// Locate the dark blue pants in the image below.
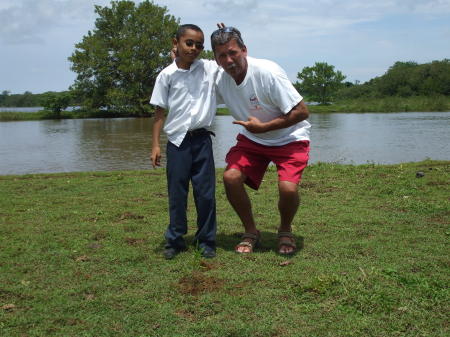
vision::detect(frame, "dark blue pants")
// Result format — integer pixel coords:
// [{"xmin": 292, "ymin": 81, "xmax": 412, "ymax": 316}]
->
[{"xmin": 165, "ymin": 131, "xmax": 216, "ymax": 250}]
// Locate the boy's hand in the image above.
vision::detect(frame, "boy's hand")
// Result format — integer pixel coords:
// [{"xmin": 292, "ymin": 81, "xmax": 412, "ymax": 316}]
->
[{"xmin": 151, "ymin": 146, "xmax": 161, "ymax": 168}]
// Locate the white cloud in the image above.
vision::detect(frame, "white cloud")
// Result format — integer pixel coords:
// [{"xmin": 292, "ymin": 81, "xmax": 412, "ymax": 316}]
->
[
  {"xmin": 0, "ymin": 0, "xmax": 108, "ymax": 44},
  {"xmin": 203, "ymin": 0, "xmax": 259, "ymax": 14}
]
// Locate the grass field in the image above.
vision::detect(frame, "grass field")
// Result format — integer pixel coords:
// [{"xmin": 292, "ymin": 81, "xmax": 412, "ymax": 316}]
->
[
  {"xmin": 1, "ymin": 161, "xmax": 449, "ymax": 336},
  {"xmin": 308, "ymin": 96, "xmax": 450, "ymax": 113}
]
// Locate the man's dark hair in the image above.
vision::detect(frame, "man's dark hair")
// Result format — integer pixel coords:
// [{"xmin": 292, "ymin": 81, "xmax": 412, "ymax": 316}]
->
[
  {"xmin": 211, "ymin": 27, "xmax": 245, "ymax": 52},
  {"xmin": 176, "ymin": 24, "xmax": 203, "ymax": 40}
]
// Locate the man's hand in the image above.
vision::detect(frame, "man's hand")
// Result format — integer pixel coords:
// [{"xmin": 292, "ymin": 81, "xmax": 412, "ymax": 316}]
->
[
  {"xmin": 151, "ymin": 146, "xmax": 161, "ymax": 168},
  {"xmin": 234, "ymin": 101, "xmax": 309, "ymax": 134},
  {"xmin": 170, "ymin": 47, "xmax": 177, "ymax": 60},
  {"xmin": 233, "ymin": 116, "xmax": 268, "ymax": 133}
]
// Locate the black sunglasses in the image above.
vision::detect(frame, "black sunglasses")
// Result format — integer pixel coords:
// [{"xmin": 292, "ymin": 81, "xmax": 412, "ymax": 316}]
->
[
  {"xmin": 185, "ymin": 40, "xmax": 204, "ymax": 50},
  {"xmin": 211, "ymin": 26, "xmax": 240, "ymax": 37}
]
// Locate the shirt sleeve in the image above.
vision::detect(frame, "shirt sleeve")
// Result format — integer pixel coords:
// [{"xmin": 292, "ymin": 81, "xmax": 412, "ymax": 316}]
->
[
  {"xmin": 267, "ymin": 67, "xmax": 302, "ymax": 114},
  {"xmin": 150, "ymin": 72, "xmax": 169, "ymax": 109},
  {"xmin": 216, "ymin": 88, "xmax": 224, "ymax": 105}
]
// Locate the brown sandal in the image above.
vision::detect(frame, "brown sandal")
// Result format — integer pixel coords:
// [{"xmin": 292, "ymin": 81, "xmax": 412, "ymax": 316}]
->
[
  {"xmin": 235, "ymin": 231, "xmax": 260, "ymax": 253},
  {"xmin": 277, "ymin": 231, "xmax": 297, "ymax": 255}
]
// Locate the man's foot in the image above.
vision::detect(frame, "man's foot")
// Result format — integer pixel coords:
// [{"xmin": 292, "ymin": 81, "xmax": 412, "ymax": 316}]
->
[
  {"xmin": 163, "ymin": 246, "xmax": 186, "ymax": 260},
  {"xmin": 200, "ymin": 246, "xmax": 216, "ymax": 259},
  {"xmin": 235, "ymin": 231, "xmax": 260, "ymax": 253},
  {"xmin": 277, "ymin": 231, "xmax": 297, "ymax": 255}
]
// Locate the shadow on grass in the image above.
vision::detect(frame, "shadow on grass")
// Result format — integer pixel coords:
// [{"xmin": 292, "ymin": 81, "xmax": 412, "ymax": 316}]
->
[{"xmin": 152, "ymin": 231, "xmax": 304, "ymax": 256}]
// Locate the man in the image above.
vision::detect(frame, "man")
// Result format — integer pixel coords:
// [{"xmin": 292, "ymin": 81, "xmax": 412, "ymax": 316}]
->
[{"xmin": 211, "ymin": 26, "xmax": 311, "ymax": 255}]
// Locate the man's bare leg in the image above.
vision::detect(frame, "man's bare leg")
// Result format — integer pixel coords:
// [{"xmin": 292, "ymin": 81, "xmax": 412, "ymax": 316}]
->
[
  {"xmin": 278, "ymin": 181, "xmax": 299, "ymax": 254},
  {"xmin": 223, "ymin": 168, "xmax": 258, "ymax": 253}
]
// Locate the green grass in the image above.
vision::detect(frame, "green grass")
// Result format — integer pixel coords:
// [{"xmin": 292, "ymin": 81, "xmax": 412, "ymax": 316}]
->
[
  {"xmin": 0, "ymin": 110, "xmax": 150, "ymax": 121},
  {"xmin": 0, "ymin": 110, "xmax": 51, "ymax": 121},
  {"xmin": 1, "ymin": 109, "xmax": 229, "ymax": 121},
  {"xmin": 309, "ymin": 96, "xmax": 450, "ymax": 113},
  {"xmin": 0, "ymin": 161, "xmax": 449, "ymax": 336}
]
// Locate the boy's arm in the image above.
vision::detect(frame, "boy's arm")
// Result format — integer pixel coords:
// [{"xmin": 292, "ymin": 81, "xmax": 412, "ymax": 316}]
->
[{"xmin": 151, "ymin": 106, "xmax": 166, "ymax": 168}]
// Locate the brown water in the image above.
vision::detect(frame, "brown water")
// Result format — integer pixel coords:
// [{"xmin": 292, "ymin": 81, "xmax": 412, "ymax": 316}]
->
[{"xmin": 1, "ymin": 112, "xmax": 449, "ymax": 175}]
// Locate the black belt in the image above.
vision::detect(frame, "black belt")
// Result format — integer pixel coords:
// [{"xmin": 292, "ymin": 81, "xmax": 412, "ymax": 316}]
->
[{"xmin": 186, "ymin": 128, "xmax": 215, "ymax": 137}]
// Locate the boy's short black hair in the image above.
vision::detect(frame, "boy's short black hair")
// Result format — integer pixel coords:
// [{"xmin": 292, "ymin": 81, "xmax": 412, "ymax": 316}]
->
[{"xmin": 176, "ymin": 24, "xmax": 203, "ymax": 40}]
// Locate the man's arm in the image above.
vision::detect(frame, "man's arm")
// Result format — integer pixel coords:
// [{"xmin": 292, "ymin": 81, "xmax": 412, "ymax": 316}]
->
[
  {"xmin": 233, "ymin": 100, "xmax": 309, "ymax": 133},
  {"xmin": 150, "ymin": 106, "xmax": 165, "ymax": 167}
]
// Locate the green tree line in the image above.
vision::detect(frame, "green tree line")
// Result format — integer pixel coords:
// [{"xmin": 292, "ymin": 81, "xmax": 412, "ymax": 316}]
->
[
  {"xmin": 4, "ymin": 58, "xmax": 448, "ymax": 109},
  {"xmin": 0, "ymin": 90, "xmax": 78, "ymax": 108},
  {"xmin": 337, "ymin": 60, "xmax": 450, "ymax": 100}
]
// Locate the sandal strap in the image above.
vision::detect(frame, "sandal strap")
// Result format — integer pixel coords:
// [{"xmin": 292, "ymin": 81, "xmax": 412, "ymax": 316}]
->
[
  {"xmin": 278, "ymin": 239, "xmax": 297, "ymax": 249},
  {"xmin": 278, "ymin": 231, "xmax": 297, "ymax": 250},
  {"xmin": 277, "ymin": 231, "xmax": 294, "ymax": 238},
  {"xmin": 236, "ymin": 241, "xmax": 254, "ymax": 248},
  {"xmin": 242, "ymin": 232, "xmax": 259, "ymax": 240},
  {"xmin": 235, "ymin": 231, "xmax": 260, "ymax": 253}
]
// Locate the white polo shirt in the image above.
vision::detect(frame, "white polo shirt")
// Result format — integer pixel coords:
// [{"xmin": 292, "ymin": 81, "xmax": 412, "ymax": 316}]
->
[
  {"xmin": 216, "ymin": 56, "xmax": 310, "ymax": 146},
  {"xmin": 150, "ymin": 59, "xmax": 219, "ymax": 147}
]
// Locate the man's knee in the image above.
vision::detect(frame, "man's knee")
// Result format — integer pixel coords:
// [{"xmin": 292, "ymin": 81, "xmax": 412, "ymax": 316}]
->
[
  {"xmin": 278, "ymin": 181, "xmax": 298, "ymax": 196},
  {"xmin": 223, "ymin": 168, "xmax": 245, "ymax": 186}
]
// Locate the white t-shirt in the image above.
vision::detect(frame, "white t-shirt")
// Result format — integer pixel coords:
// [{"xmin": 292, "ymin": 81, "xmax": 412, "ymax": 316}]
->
[
  {"xmin": 216, "ymin": 56, "xmax": 310, "ymax": 146},
  {"xmin": 150, "ymin": 59, "xmax": 219, "ymax": 147}
]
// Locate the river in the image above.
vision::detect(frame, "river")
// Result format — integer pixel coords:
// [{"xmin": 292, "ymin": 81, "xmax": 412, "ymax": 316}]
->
[{"xmin": 0, "ymin": 112, "xmax": 449, "ymax": 175}]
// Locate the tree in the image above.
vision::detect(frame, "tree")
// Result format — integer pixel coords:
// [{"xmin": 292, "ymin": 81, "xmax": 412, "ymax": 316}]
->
[
  {"xmin": 200, "ymin": 50, "xmax": 215, "ymax": 60},
  {"xmin": 41, "ymin": 92, "xmax": 72, "ymax": 116},
  {"xmin": 0, "ymin": 90, "xmax": 10, "ymax": 106},
  {"xmin": 296, "ymin": 62, "xmax": 346, "ymax": 104},
  {"xmin": 376, "ymin": 61, "xmax": 418, "ymax": 97},
  {"xmin": 68, "ymin": 0, "xmax": 179, "ymax": 115}
]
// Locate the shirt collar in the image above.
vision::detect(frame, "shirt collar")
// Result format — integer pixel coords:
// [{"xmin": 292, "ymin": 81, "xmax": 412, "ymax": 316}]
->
[{"xmin": 173, "ymin": 59, "xmax": 200, "ymax": 72}]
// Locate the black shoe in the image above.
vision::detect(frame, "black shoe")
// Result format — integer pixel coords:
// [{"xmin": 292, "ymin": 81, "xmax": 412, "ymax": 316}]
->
[
  {"xmin": 200, "ymin": 246, "xmax": 216, "ymax": 259},
  {"xmin": 163, "ymin": 247, "xmax": 185, "ymax": 260}
]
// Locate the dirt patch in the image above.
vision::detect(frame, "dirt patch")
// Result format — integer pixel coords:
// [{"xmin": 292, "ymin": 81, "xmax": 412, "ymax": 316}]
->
[
  {"xmin": 177, "ymin": 272, "xmax": 224, "ymax": 295},
  {"xmin": 426, "ymin": 181, "xmax": 449, "ymax": 186},
  {"xmin": 427, "ymin": 215, "xmax": 450, "ymax": 225},
  {"xmin": 300, "ymin": 181, "xmax": 317, "ymax": 189},
  {"xmin": 124, "ymin": 237, "xmax": 146, "ymax": 246},
  {"xmin": 74, "ymin": 255, "xmax": 90, "ymax": 262},
  {"xmin": 175, "ymin": 308, "xmax": 197, "ymax": 321},
  {"xmin": 119, "ymin": 212, "xmax": 144, "ymax": 220},
  {"xmin": 91, "ymin": 231, "xmax": 108, "ymax": 241},
  {"xmin": 199, "ymin": 260, "xmax": 215, "ymax": 271}
]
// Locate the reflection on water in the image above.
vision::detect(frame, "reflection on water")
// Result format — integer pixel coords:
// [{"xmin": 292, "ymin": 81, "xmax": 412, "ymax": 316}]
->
[{"xmin": 0, "ymin": 112, "xmax": 449, "ymax": 175}]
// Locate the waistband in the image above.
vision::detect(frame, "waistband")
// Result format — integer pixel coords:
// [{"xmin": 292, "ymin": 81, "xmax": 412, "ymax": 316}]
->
[{"xmin": 186, "ymin": 128, "xmax": 215, "ymax": 137}]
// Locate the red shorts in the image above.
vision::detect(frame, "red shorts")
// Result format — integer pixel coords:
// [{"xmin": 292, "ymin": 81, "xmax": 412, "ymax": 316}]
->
[{"xmin": 226, "ymin": 134, "xmax": 310, "ymax": 190}]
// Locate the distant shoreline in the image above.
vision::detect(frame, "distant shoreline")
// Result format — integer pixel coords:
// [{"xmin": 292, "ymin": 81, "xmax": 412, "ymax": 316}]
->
[{"xmin": 1, "ymin": 96, "xmax": 449, "ymax": 121}]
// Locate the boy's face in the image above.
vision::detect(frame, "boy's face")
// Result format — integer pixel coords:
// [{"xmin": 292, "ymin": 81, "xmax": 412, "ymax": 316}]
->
[{"xmin": 174, "ymin": 29, "xmax": 204, "ymax": 66}]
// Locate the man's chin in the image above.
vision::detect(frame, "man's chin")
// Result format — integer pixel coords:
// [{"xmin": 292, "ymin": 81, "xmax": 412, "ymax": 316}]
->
[{"xmin": 226, "ymin": 68, "xmax": 239, "ymax": 77}]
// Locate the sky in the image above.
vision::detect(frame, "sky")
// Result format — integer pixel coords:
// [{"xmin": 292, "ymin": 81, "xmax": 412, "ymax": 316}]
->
[{"xmin": 1, "ymin": 0, "xmax": 449, "ymax": 94}]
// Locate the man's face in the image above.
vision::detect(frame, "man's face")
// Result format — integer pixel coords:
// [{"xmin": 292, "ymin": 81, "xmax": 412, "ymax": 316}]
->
[{"xmin": 214, "ymin": 39, "xmax": 248, "ymax": 83}]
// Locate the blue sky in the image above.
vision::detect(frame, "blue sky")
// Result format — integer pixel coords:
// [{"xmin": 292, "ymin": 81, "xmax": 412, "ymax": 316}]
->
[{"xmin": 1, "ymin": 0, "xmax": 449, "ymax": 94}]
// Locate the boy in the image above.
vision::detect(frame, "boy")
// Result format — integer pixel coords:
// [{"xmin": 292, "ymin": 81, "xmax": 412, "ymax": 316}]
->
[{"xmin": 150, "ymin": 24, "xmax": 219, "ymax": 259}]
